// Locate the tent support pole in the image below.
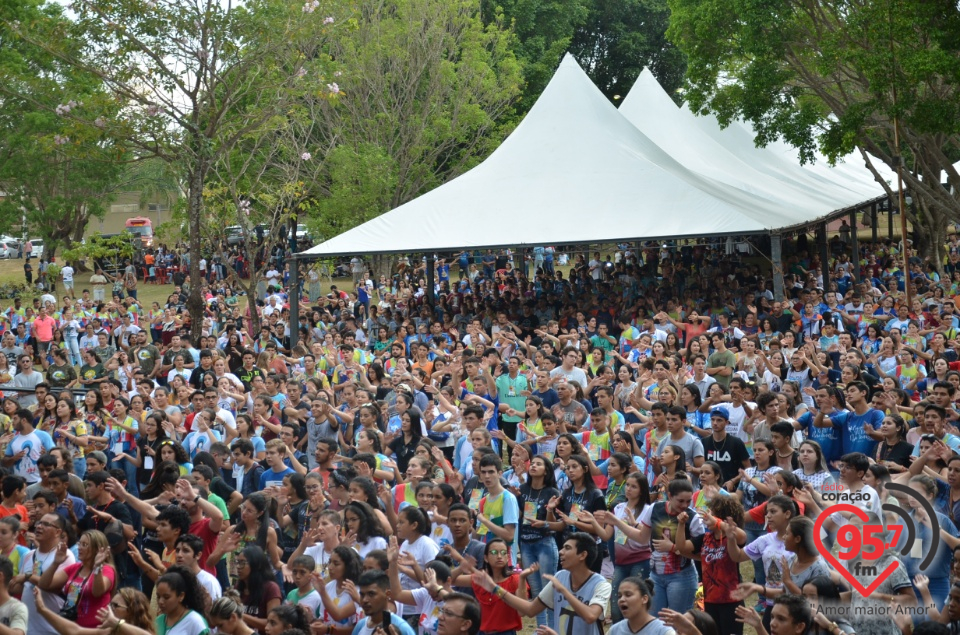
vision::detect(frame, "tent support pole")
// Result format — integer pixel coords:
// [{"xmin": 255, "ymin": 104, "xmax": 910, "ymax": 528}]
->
[
  {"xmin": 771, "ymin": 233, "xmax": 784, "ymax": 302},
  {"xmin": 818, "ymin": 224, "xmax": 830, "ymax": 289},
  {"xmin": 850, "ymin": 210, "xmax": 860, "ymax": 282},
  {"xmin": 888, "ymin": 197, "xmax": 894, "ymax": 238},
  {"xmin": 871, "ymin": 202, "xmax": 878, "ymax": 243},
  {"xmin": 290, "ymin": 257, "xmax": 300, "ymax": 350},
  {"xmin": 426, "ymin": 254, "xmax": 436, "ymax": 307}
]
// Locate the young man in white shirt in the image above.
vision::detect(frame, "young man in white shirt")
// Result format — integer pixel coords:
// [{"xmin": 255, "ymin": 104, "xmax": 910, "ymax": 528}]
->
[{"xmin": 175, "ymin": 534, "xmax": 221, "ymax": 602}]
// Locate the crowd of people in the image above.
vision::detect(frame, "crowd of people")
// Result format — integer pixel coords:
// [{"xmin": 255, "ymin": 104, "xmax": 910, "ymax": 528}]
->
[{"xmin": 1, "ymin": 231, "xmax": 960, "ymax": 635}]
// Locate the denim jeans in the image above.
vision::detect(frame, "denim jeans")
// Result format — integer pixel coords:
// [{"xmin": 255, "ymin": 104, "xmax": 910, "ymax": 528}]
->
[
  {"xmin": 519, "ymin": 536, "xmax": 558, "ymax": 630},
  {"xmin": 744, "ymin": 523, "xmax": 767, "ymax": 590},
  {"xmin": 650, "ymin": 565, "xmax": 698, "ymax": 614},
  {"xmin": 611, "ymin": 560, "xmax": 650, "ymax": 623},
  {"xmin": 65, "ymin": 336, "xmax": 81, "ymax": 367},
  {"xmin": 73, "ymin": 457, "xmax": 86, "ymax": 479}
]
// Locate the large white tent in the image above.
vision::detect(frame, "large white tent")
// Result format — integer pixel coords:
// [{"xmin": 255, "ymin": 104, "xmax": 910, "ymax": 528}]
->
[
  {"xmin": 297, "ymin": 55, "xmax": 886, "ymax": 260},
  {"xmin": 618, "ymin": 68, "xmax": 895, "ymax": 212}
]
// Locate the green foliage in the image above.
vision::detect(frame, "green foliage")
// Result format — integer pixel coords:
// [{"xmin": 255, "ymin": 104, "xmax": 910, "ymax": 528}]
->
[
  {"xmin": 571, "ymin": 0, "xmax": 686, "ymax": 102},
  {"xmin": 480, "ymin": 0, "xmax": 590, "ymax": 110},
  {"xmin": 0, "ymin": 0, "xmax": 124, "ymax": 252},
  {"xmin": 62, "ymin": 232, "xmax": 136, "ymax": 265},
  {"xmin": 304, "ymin": 0, "xmax": 523, "ymax": 242},
  {"xmin": 667, "ymin": 0, "xmax": 960, "ymax": 260}
]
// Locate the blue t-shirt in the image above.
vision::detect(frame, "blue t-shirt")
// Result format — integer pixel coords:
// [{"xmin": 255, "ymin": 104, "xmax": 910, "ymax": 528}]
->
[
  {"xmin": 832, "ymin": 408, "xmax": 884, "ymax": 456},
  {"xmin": 352, "ymin": 614, "xmax": 416, "ymax": 635},
  {"xmin": 797, "ymin": 409, "xmax": 844, "ymax": 462},
  {"xmin": 260, "ymin": 466, "xmax": 295, "ymax": 490}
]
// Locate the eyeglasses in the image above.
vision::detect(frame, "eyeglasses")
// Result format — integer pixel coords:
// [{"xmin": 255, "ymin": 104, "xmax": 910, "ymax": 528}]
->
[
  {"xmin": 487, "ymin": 549, "xmax": 509, "ymax": 557},
  {"xmin": 234, "ymin": 559, "xmax": 248, "ymax": 567},
  {"xmin": 439, "ymin": 608, "xmax": 465, "ymax": 619},
  {"xmin": 110, "ymin": 601, "xmax": 128, "ymax": 611},
  {"xmin": 35, "ymin": 520, "xmax": 56, "ymax": 529}
]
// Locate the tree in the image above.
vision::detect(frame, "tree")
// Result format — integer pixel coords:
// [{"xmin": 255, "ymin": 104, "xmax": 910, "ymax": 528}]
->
[
  {"xmin": 5, "ymin": 0, "xmax": 339, "ymax": 341},
  {"xmin": 571, "ymin": 0, "xmax": 686, "ymax": 102},
  {"xmin": 668, "ymin": 0, "xmax": 960, "ymax": 264},
  {"xmin": 305, "ymin": 0, "xmax": 523, "ymax": 278},
  {"xmin": 0, "ymin": 0, "xmax": 124, "ymax": 259},
  {"xmin": 480, "ymin": 0, "xmax": 590, "ymax": 110}
]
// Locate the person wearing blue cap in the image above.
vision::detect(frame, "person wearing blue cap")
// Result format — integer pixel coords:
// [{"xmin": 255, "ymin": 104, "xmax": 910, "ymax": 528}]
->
[{"xmin": 702, "ymin": 408, "xmax": 751, "ymax": 491}]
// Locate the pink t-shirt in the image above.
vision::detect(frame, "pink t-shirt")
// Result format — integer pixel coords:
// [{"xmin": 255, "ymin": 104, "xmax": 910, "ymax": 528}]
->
[
  {"xmin": 61, "ymin": 562, "xmax": 116, "ymax": 627},
  {"xmin": 33, "ymin": 316, "xmax": 55, "ymax": 342}
]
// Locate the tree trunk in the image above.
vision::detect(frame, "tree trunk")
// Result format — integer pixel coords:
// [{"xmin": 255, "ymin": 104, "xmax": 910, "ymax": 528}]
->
[{"xmin": 187, "ymin": 158, "xmax": 207, "ymax": 345}]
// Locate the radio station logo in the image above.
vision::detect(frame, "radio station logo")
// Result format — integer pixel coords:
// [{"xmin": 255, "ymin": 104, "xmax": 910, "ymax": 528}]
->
[{"xmin": 812, "ymin": 483, "xmax": 938, "ymax": 597}]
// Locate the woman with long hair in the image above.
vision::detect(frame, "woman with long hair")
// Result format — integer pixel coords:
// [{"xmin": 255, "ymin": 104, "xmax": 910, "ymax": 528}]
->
[
  {"xmin": 38, "ymin": 529, "xmax": 116, "ymax": 628},
  {"xmin": 875, "ymin": 414, "xmax": 913, "ymax": 473},
  {"xmin": 211, "ymin": 493, "xmax": 282, "ymax": 587},
  {"xmin": 672, "ymin": 495, "xmax": 747, "ymax": 635},
  {"xmin": 153, "ymin": 566, "xmax": 209, "ymax": 635},
  {"xmin": 33, "ymin": 586, "xmax": 155, "ymax": 635},
  {"xmin": 342, "ymin": 501, "xmax": 387, "ymax": 558},
  {"xmin": 315, "ymin": 546, "xmax": 362, "ymax": 631},
  {"xmin": 793, "ymin": 440, "xmax": 833, "ymax": 490},
  {"xmin": 653, "ymin": 445, "xmax": 688, "ymax": 501},
  {"xmin": 585, "ymin": 471, "xmax": 652, "ymax": 624},
  {"xmin": 394, "ymin": 506, "xmax": 440, "ymax": 627},
  {"xmin": 132, "ymin": 413, "xmax": 168, "ymax": 490},
  {"xmin": 276, "ymin": 472, "xmax": 308, "ymax": 563},
  {"xmin": 546, "ymin": 454, "xmax": 608, "ymax": 572},
  {"xmin": 346, "ymin": 477, "xmax": 393, "ymax": 535},
  {"xmin": 728, "ymin": 495, "xmax": 798, "ymax": 630},
  {"xmin": 235, "ymin": 546, "xmax": 282, "ymax": 634},
  {"xmin": 604, "ymin": 479, "xmax": 700, "ymax": 614},
  {"xmin": 53, "ymin": 397, "xmax": 90, "ymax": 478},
  {"xmin": 34, "ymin": 393, "xmax": 58, "ymax": 434},
  {"xmin": 518, "ymin": 454, "xmax": 561, "ymax": 630}
]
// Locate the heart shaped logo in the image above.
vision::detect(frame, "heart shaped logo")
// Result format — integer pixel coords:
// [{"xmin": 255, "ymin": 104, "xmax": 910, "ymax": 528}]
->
[{"xmin": 813, "ymin": 503, "xmax": 899, "ymax": 597}]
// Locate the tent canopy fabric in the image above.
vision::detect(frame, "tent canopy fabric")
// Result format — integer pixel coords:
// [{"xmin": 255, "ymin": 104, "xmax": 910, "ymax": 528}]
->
[
  {"xmin": 618, "ymin": 68, "xmax": 891, "ymax": 213},
  {"xmin": 298, "ymin": 55, "xmax": 893, "ymax": 259}
]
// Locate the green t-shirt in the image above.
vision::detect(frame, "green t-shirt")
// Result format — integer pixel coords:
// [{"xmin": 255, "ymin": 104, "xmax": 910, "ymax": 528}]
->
[
  {"xmin": 707, "ymin": 350, "xmax": 737, "ymax": 389},
  {"xmin": 208, "ymin": 491, "xmax": 229, "ymax": 522}
]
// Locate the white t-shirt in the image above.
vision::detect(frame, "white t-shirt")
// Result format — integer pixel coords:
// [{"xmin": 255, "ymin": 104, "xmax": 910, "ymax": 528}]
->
[
  {"xmin": 355, "ymin": 537, "xmax": 387, "ymax": 560},
  {"xmin": 304, "ymin": 544, "xmax": 333, "ymax": 578},
  {"xmin": 744, "ymin": 532, "xmax": 796, "ymax": 607},
  {"xmin": 197, "ymin": 569, "xmax": 222, "ymax": 602},
  {"xmin": 21, "ymin": 548, "xmax": 77, "ymax": 635},
  {"xmin": 320, "ymin": 580, "xmax": 357, "ymax": 627},
  {"xmin": 549, "ymin": 366, "xmax": 589, "ymax": 388},
  {"xmin": 156, "ymin": 609, "xmax": 209, "ymax": 635},
  {"xmin": 716, "ymin": 402, "xmax": 756, "ymax": 444},
  {"xmin": 398, "ymin": 536, "xmax": 440, "ymax": 613},
  {"xmin": 408, "ymin": 587, "xmax": 441, "ymax": 635},
  {"xmin": 60, "ymin": 266, "xmax": 74, "ymax": 283},
  {"xmin": 289, "ymin": 588, "xmax": 322, "ymax": 617}
]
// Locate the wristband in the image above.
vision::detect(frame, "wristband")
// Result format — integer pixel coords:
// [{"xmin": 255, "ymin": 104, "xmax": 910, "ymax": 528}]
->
[{"xmin": 114, "ymin": 619, "xmax": 125, "ymax": 634}]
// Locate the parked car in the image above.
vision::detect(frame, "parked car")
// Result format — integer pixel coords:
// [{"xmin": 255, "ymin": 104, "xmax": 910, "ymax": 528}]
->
[
  {"xmin": 225, "ymin": 226, "xmax": 244, "ymax": 245},
  {"xmin": 28, "ymin": 239, "xmax": 43, "ymax": 258},
  {"xmin": 0, "ymin": 237, "xmax": 20, "ymax": 258}
]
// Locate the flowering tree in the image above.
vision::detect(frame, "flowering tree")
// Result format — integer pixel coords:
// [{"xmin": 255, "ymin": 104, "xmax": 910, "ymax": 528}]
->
[{"xmin": 4, "ymin": 0, "xmax": 339, "ymax": 339}]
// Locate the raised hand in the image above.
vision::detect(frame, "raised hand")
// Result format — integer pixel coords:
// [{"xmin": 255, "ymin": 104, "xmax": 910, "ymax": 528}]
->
[
  {"xmin": 471, "ymin": 569, "xmax": 496, "ymax": 593},
  {"xmin": 734, "ymin": 605, "xmax": 762, "ymax": 628}
]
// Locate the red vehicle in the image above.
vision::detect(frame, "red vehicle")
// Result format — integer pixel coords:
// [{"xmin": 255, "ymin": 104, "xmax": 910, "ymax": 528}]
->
[{"xmin": 124, "ymin": 216, "xmax": 154, "ymax": 247}]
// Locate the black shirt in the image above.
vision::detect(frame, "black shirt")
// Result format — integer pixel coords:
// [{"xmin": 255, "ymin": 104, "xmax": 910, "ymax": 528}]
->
[
  {"xmin": 877, "ymin": 440, "xmax": 914, "ymax": 469},
  {"xmin": 701, "ymin": 433, "xmax": 751, "ymax": 485}
]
